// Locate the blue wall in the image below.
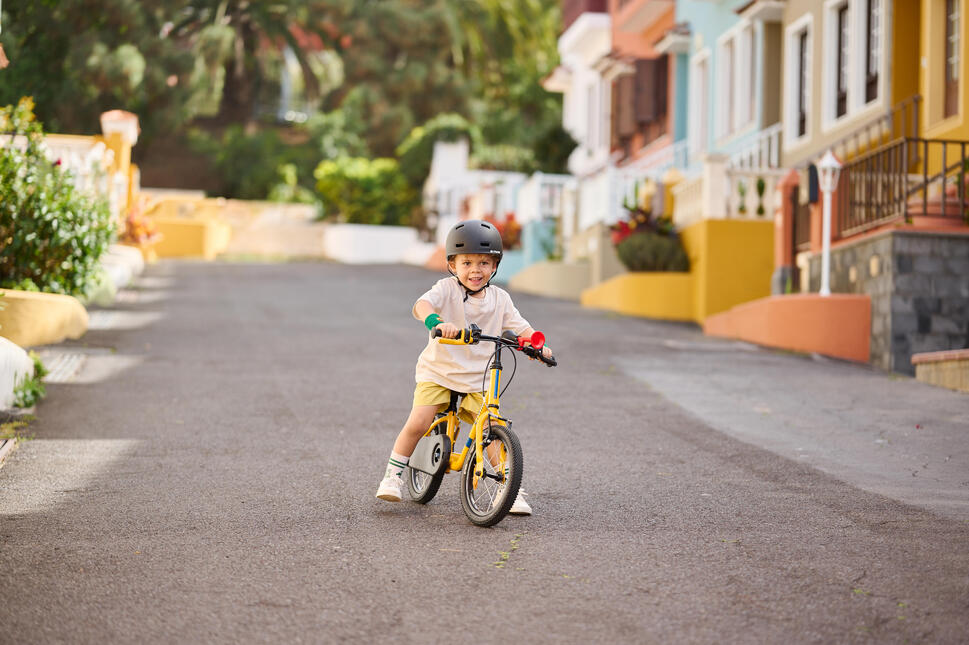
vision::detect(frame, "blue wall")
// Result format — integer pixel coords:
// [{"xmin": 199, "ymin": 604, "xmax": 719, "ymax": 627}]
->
[{"xmin": 674, "ymin": 0, "xmax": 770, "ymax": 165}]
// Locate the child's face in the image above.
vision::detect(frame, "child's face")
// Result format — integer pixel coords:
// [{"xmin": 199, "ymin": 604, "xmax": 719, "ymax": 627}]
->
[{"xmin": 450, "ymin": 253, "xmax": 497, "ymax": 292}]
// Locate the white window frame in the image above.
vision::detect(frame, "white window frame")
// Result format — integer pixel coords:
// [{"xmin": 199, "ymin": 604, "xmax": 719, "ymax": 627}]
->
[
  {"xmin": 784, "ymin": 14, "xmax": 813, "ymax": 146},
  {"xmin": 586, "ymin": 81, "xmax": 599, "ymax": 151},
  {"xmin": 821, "ymin": 0, "xmax": 887, "ymax": 132},
  {"xmin": 822, "ymin": 0, "xmax": 851, "ymax": 128},
  {"xmin": 716, "ymin": 20, "xmax": 758, "ymax": 143},
  {"xmin": 860, "ymin": 0, "xmax": 884, "ymax": 108},
  {"xmin": 742, "ymin": 23, "xmax": 758, "ymax": 128},
  {"xmin": 718, "ymin": 36, "xmax": 736, "ymax": 139},
  {"xmin": 689, "ymin": 49, "xmax": 711, "ymax": 157}
]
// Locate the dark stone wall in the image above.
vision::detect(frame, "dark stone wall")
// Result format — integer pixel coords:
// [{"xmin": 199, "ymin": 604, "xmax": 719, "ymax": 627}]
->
[{"xmin": 808, "ymin": 231, "xmax": 969, "ymax": 374}]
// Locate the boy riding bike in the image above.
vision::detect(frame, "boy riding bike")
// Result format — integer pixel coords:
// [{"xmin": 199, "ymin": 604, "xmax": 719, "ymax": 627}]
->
[{"xmin": 375, "ymin": 219, "xmax": 553, "ymax": 515}]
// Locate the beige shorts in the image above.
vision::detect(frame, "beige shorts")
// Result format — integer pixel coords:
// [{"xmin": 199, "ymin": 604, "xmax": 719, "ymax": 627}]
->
[{"xmin": 413, "ymin": 382, "xmax": 485, "ymax": 425}]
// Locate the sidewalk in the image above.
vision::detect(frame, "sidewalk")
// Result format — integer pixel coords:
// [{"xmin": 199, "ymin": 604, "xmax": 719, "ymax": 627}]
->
[{"xmin": 618, "ymin": 337, "xmax": 969, "ymax": 520}]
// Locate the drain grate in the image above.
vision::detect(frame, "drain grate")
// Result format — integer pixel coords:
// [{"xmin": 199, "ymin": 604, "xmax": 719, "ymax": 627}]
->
[{"xmin": 42, "ymin": 352, "xmax": 87, "ymax": 384}]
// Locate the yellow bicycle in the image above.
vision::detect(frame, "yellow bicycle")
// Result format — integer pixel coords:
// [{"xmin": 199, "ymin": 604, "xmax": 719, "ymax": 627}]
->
[{"xmin": 407, "ymin": 324, "xmax": 556, "ymax": 527}]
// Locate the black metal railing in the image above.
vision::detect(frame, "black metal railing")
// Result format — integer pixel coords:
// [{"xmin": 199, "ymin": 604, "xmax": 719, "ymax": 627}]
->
[
  {"xmin": 837, "ymin": 137, "xmax": 969, "ymax": 237},
  {"xmin": 827, "ymin": 95, "xmax": 921, "ymax": 164},
  {"xmin": 909, "ymin": 138, "xmax": 969, "ymax": 221}
]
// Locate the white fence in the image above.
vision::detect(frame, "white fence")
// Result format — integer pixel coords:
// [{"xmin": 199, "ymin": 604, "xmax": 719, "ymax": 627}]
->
[
  {"xmin": 1, "ymin": 133, "xmax": 125, "ymax": 219},
  {"xmin": 729, "ymin": 123, "xmax": 783, "ymax": 170}
]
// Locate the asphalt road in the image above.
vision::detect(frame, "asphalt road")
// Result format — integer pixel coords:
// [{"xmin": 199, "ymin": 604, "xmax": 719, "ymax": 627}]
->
[{"xmin": 1, "ymin": 261, "xmax": 968, "ymax": 644}]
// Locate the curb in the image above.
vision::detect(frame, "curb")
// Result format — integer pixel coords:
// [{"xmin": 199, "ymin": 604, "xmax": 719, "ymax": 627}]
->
[{"xmin": 0, "ymin": 436, "xmax": 18, "ymax": 470}]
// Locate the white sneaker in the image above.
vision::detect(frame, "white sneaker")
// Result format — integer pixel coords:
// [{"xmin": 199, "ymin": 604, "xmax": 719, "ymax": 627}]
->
[
  {"xmin": 376, "ymin": 474, "xmax": 404, "ymax": 502},
  {"xmin": 509, "ymin": 489, "xmax": 532, "ymax": 515}
]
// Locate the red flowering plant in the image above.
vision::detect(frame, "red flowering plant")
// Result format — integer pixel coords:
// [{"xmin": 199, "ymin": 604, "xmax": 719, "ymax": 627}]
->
[
  {"xmin": 120, "ymin": 194, "xmax": 160, "ymax": 245},
  {"xmin": 610, "ymin": 181, "xmax": 688, "ymax": 272},
  {"xmin": 484, "ymin": 212, "xmax": 522, "ymax": 250}
]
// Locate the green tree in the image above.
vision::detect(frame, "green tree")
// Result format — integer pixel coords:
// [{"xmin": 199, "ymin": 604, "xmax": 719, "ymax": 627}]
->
[{"xmin": 0, "ymin": 1, "xmax": 196, "ymax": 142}]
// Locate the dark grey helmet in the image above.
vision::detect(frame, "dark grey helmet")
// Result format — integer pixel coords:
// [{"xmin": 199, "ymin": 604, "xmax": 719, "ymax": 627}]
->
[{"xmin": 445, "ymin": 219, "xmax": 503, "ymax": 262}]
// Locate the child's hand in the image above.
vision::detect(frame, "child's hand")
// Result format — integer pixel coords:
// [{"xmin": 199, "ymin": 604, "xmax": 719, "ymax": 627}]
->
[
  {"xmin": 541, "ymin": 344, "xmax": 553, "ymax": 359},
  {"xmin": 436, "ymin": 322, "xmax": 460, "ymax": 339}
]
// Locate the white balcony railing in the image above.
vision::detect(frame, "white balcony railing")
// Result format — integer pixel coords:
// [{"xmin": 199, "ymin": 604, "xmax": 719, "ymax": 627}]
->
[
  {"xmin": 728, "ymin": 123, "xmax": 782, "ymax": 171},
  {"xmin": 517, "ymin": 172, "xmax": 575, "ymax": 225},
  {"xmin": 673, "ymin": 153, "xmax": 787, "ymax": 229},
  {"xmin": 725, "ymin": 168, "xmax": 786, "ymax": 220}
]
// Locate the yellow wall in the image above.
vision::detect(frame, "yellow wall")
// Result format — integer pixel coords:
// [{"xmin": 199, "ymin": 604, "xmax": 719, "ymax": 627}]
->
[
  {"xmin": 681, "ymin": 219, "xmax": 775, "ymax": 321},
  {"xmin": 581, "ymin": 219, "xmax": 775, "ymax": 323},
  {"xmin": 145, "ymin": 197, "xmax": 233, "ymax": 260},
  {"xmin": 151, "ymin": 218, "xmax": 232, "ymax": 260},
  {"xmin": 0, "ymin": 290, "xmax": 88, "ymax": 348},
  {"xmin": 892, "ymin": 0, "xmax": 922, "ymax": 108},
  {"xmin": 581, "ymin": 272, "xmax": 694, "ymax": 320}
]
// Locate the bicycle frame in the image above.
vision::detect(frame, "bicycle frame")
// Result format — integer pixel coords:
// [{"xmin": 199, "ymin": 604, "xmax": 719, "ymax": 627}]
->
[{"xmin": 427, "ymin": 337, "xmax": 510, "ymax": 481}]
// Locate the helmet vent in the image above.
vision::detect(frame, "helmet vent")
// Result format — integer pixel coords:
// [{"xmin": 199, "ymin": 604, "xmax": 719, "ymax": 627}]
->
[{"xmin": 455, "ymin": 242, "xmax": 465, "ymax": 247}]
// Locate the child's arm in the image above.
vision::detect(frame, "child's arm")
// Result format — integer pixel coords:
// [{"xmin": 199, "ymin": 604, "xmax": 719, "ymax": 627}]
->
[
  {"xmin": 518, "ymin": 326, "xmax": 554, "ymax": 359},
  {"xmin": 414, "ymin": 299, "xmax": 460, "ymax": 339}
]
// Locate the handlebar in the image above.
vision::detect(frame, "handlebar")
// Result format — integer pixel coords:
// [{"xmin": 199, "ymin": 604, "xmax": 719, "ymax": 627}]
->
[{"xmin": 432, "ymin": 325, "xmax": 557, "ymax": 367}]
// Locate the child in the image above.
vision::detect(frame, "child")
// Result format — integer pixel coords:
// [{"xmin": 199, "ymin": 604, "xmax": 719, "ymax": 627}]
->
[{"xmin": 375, "ymin": 219, "xmax": 553, "ymax": 515}]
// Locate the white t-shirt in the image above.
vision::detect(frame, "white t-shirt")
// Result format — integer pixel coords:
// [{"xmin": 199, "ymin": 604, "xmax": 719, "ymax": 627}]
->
[{"xmin": 412, "ymin": 277, "xmax": 532, "ymax": 393}]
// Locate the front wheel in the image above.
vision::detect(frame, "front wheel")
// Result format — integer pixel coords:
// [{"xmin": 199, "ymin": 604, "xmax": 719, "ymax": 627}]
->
[{"xmin": 459, "ymin": 424, "xmax": 522, "ymax": 527}]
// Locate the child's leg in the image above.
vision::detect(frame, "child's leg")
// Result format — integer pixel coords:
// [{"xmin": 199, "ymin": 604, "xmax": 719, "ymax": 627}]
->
[
  {"xmin": 392, "ymin": 404, "xmax": 439, "ymax": 457},
  {"xmin": 376, "ymin": 404, "xmax": 440, "ymax": 502}
]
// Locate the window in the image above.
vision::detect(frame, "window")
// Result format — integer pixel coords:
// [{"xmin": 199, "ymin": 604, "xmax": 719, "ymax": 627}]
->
[
  {"xmin": 690, "ymin": 53, "xmax": 710, "ymax": 155},
  {"xmin": 785, "ymin": 15, "xmax": 812, "ymax": 143},
  {"xmin": 865, "ymin": 0, "xmax": 881, "ymax": 103},
  {"xmin": 945, "ymin": 0, "xmax": 960, "ymax": 117},
  {"xmin": 797, "ymin": 30, "xmax": 809, "ymax": 137},
  {"xmin": 836, "ymin": 5, "xmax": 849, "ymax": 117},
  {"xmin": 746, "ymin": 26, "xmax": 757, "ymax": 126},
  {"xmin": 722, "ymin": 40, "xmax": 735, "ymax": 136}
]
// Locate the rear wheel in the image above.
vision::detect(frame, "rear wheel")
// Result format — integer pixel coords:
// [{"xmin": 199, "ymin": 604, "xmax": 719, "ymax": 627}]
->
[
  {"xmin": 408, "ymin": 418, "xmax": 449, "ymax": 504},
  {"xmin": 459, "ymin": 424, "xmax": 522, "ymax": 527}
]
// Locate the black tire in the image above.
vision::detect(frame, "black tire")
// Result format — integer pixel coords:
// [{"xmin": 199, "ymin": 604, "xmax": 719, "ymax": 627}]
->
[
  {"xmin": 459, "ymin": 424, "xmax": 522, "ymax": 527},
  {"xmin": 407, "ymin": 419, "xmax": 449, "ymax": 504}
]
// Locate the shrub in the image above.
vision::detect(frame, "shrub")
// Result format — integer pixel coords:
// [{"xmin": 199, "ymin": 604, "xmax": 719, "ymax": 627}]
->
[
  {"xmin": 188, "ymin": 125, "xmax": 318, "ymax": 200},
  {"xmin": 0, "ymin": 98, "xmax": 115, "ymax": 297},
  {"xmin": 532, "ymin": 122, "xmax": 578, "ymax": 174},
  {"xmin": 13, "ymin": 351, "xmax": 48, "ymax": 408},
  {"xmin": 314, "ymin": 157, "xmax": 418, "ymax": 226},
  {"xmin": 615, "ymin": 231, "xmax": 690, "ymax": 272},
  {"xmin": 470, "ymin": 144, "xmax": 536, "ymax": 174}
]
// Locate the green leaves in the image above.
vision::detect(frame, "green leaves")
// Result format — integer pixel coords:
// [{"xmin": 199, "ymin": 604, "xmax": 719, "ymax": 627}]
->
[
  {"xmin": 0, "ymin": 99, "xmax": 115, "ymax": 297},
  {"xmin": 314, "ymin": 157, "xmax": 417, "ymax": 227}
]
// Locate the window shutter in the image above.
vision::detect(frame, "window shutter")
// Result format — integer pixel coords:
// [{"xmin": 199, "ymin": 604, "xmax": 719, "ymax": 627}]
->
[
  {"xmin": 654, "ymin": 55, "xmax": 668, "ymax": 119},
  {"xmin": 635, "ymin": 60, "xmax": 656, "ymax": 123},
  {"xmin": 618, "ymin": 74, "xmax": 636, "ymax": 137},
  {"xmin": 610, "ymin": 80, "xmax": 619, "ymax": 149}
]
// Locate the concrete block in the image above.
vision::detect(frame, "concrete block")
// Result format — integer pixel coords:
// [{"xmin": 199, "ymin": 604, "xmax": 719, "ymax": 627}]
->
[
  {"xmin": 0, "ymin": 337, "xmax": 34, "ymax": 409},
  {"xmin": 894, "ymin": 273, "xmax": 932, "ymax": 293},
  {"xmin": 891, "ymin": 294, "xmax": 915, "ymax": 314},
  {"xmin": 944, "ymin": 256, "xmax": 969, "ymax": 274},
  {"xmin": 913, "ymin": 296, "xmax": 943, "ymax": 315},
  {"xmin": 894, "ymin": 236, "xmax": 933, "ymax": 254},
  {"xmin": 931, "ymin": 275, "xmax": 969, "ymax": 298},
  {"xmin": 913, "ymin": 255, "xmax": 945, "ymax": 273},
  {"xmin": 892, "ymin": 312, "xmax": 918, "ymax": 336},
  {"xmin": 931, "ymin": 316, "xmax": 965, "ymax": 335}
]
